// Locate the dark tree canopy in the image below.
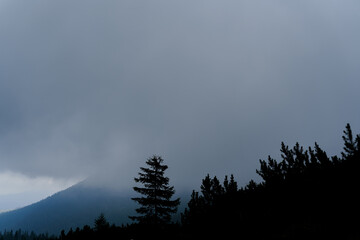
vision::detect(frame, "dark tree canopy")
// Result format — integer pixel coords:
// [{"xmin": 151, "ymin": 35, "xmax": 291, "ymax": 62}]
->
[
  {"xmin": 130, "ymin": 155, "xmax": 180, "ymax": 225},
  {"xmin": 181, "ymin": 124, "xmax": 360, "ymax": 239}
]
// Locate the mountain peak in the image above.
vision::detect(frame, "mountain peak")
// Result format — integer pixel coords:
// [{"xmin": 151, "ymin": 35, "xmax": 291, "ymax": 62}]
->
[{"xmin": 0, "ymin": 181, "xmax": 136, "ymax": 234}]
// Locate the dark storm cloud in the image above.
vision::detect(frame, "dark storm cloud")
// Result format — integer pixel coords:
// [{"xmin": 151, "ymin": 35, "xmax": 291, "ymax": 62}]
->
[{"xmin": 0, "ymin": 0, "xmax": 360, "ymax": 189}]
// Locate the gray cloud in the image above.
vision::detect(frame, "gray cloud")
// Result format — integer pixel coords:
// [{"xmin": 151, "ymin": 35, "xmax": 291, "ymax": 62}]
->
[{"xmin": 0, "ymin": 0, "xmax": 360, "ymax": 190}]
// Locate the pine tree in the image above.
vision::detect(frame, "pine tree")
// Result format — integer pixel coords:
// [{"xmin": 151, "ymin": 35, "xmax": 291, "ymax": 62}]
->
[
  {"xmin": 200, "ymin": 174, "xmax": 224, "ymax": 205},
  {"xmin": 130, "ymin": 155, "xmax": 180, "ymax": 225},
  {"xmin": 224, "ymin": 174, "xmax": 238, "ymax": 194},
  {"xmin": 342, "ymin": 123, "xmax": 360, "ymax": 159},
  {"xmin": 94, "ymin": 213, "xmax": 109, "ymax": 232}
]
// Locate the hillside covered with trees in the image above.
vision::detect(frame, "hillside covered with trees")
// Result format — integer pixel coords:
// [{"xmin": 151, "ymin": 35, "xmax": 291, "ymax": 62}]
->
[{"xmin": 1, "ymin": 124, "xmax": 359, "ymax": 239}]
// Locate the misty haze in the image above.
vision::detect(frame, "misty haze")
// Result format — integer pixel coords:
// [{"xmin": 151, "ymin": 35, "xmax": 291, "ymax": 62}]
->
[{"xmin": 0, "ymin": 0, "xmax": 359, "ymax": 239}]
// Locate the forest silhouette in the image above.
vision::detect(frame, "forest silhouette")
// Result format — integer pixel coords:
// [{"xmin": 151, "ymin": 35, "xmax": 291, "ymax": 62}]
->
[{"xmin": 1, "ymin": 124, "xmax": 359, "ymax": 239}]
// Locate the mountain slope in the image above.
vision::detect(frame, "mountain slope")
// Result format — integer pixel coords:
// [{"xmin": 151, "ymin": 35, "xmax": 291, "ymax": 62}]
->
[
  {"xmin": 0, "ymin": 180, "xmax": 188, "ymax": 235},
  {"xmin": 0, "ymin": 182, "xmax": 136, "ymax": 235}
]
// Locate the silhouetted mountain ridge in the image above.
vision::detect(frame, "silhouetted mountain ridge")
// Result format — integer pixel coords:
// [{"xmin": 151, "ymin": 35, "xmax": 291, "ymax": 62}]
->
[{"xmin": 0, "ymin": 180, "xmax": 137, "ymax": 234}]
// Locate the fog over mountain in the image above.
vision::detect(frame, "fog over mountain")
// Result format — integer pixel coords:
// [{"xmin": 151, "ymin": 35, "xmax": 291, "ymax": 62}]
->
[
  {"xmin": 0, "ymin": 181, "xmax": 136, "ymax": 234},
  {"xmin": 0, "ymin": 0, "xmax": 360, "ymax": 206}
]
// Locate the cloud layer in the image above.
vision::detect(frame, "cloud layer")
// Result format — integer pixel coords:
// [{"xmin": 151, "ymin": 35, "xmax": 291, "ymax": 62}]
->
[
  {"xmin": 0, "ymin": 171, "xmax": 77, "ymax": 210},
  {"xmin": 0, "ymin": 1, "xmax": 360, "ymax": 190}
]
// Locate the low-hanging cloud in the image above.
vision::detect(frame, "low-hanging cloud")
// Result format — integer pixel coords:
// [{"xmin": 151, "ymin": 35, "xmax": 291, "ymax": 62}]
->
[
  {"xmin": 0, "ymin": 171, "xmax": 78, "ymax": 210},
  {"xmin": 0, "ymin": 0, "xmax": 360, "ymax": 190}
]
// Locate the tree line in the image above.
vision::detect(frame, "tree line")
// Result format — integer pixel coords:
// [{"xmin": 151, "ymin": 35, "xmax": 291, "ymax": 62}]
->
[
  {"xmin": 2, "ymin": 124, "xmax": 359, "ymax": 239},
  {"xmin": 179, "ymin": 124, "xmax": 360, "ymax": 239},
  {"xmin": 0, "ymin": 229, "xmax": 56, "ymax": 240}
]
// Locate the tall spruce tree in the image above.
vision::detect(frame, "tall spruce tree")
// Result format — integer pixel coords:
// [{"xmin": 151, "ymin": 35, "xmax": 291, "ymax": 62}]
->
[{"xmin": 130, "ymin": 155, "xmax": 180, "ymax": 225}]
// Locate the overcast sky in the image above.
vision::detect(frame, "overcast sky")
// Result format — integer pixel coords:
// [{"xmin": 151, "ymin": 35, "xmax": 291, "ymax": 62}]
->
[{"xmin": 1, "ymin": 0, "xmax": 360, "ymax": 209}]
